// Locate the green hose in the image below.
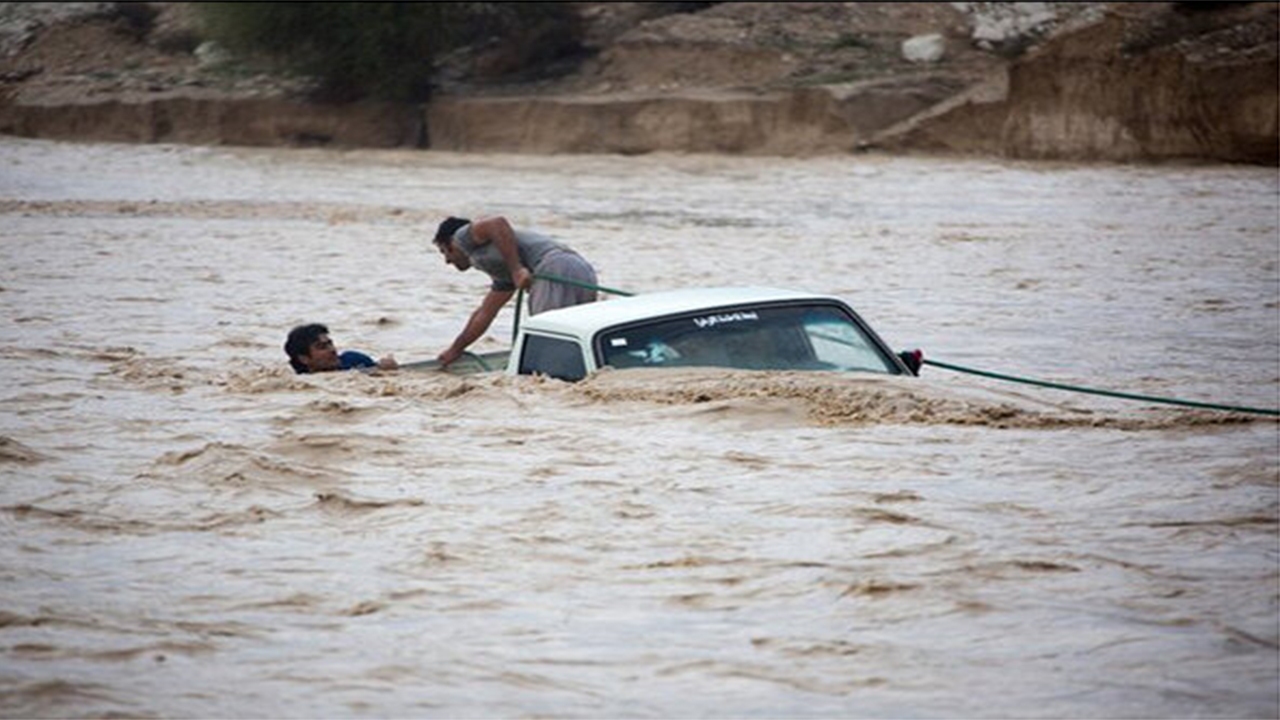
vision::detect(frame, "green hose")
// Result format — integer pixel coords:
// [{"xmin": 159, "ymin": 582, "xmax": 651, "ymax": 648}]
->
[
  {"xmin": 533, "ymin": 272, "xmax": 634, "ymax": 297},
  {"xmin": 462, "ymin": 351, "xmax": 491, "ymax": 372},
  {"xmin": 512, "ymin": 288, "xmax": 523, "ymax": 346},
  {"xmin": 510, "ymin": 273, "xmax": 633, "ymax": 340}
]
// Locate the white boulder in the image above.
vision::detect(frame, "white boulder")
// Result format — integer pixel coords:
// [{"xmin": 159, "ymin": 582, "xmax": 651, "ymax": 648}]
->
[{"xmin": 902, "ymin": 33, "xmax": 946, "ymax": 63}]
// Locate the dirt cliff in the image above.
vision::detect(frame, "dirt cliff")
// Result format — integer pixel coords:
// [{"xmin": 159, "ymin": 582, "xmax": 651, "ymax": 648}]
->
[
  {"xmin": 0, "ymin": 2, "xmax": 1275, "ymax": 164},
  {"xmin": 876, "ymin": 1, "xmax": 1278, "ymax": 164}
]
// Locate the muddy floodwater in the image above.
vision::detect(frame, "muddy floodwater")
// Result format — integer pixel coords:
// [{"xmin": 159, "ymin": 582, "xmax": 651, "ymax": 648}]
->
[{"xmin": 0, "ymin": 137, "xmax": 1277, "ymax": 719}]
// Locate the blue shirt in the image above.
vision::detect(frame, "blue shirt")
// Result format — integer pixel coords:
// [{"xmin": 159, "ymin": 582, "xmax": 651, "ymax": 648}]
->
[{"xmin": 339, "ymin": 350, "xmax": 377, "ymax": 370}]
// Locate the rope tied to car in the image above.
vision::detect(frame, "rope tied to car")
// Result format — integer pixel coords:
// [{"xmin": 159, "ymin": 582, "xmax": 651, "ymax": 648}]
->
[
  {"xmin": 520, "ymin": 274, "xmax": 1280, "ymax": 418},
  {"xmin": 920, "ymin": 357, "xmax": 1278, "ymax": 417}
]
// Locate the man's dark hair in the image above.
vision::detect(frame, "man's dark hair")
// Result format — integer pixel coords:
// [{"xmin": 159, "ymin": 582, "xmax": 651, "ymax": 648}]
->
[
  {"xmin": 434, "ymin": 216, "xmax": 471, "ymax": 246},
  {"xmin": 285, "ymin": 323, "xmax": 329, "ymax": 374}
]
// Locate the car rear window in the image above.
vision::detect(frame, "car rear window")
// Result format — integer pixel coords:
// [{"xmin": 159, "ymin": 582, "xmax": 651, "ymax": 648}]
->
[{"xmin": 596, "ymin": 303, "xmax": 899, "ymax": 374}]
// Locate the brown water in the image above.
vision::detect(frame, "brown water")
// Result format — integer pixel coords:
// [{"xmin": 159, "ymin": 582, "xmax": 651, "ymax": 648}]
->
[{"xmin": 1, "ymin": 138, "xmax": 1277, "ymax": 719}]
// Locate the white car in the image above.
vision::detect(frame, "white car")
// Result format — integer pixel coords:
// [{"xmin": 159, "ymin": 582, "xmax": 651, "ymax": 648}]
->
[{"xmin": 423, "ymin": 286, "xmax": 919, "ymax": 381}]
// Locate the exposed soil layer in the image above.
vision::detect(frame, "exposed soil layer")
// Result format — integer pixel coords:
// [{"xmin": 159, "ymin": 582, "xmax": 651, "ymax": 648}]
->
[{"xmin": 0, "ymin": 2, "xmax": 1275, "ymax": 163}]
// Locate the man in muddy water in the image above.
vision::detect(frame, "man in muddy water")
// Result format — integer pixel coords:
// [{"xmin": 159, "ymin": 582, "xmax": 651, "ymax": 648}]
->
[
  {"xmin": 284, "ymin": 323, "xmax": 398, "ymax": 374},
  {"xmin": 432, "ymin": 215, "xmax": 598, "ymax": 368}
]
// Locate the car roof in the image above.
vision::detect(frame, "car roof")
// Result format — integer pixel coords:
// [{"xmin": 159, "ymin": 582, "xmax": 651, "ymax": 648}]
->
[{"xmin": 520, "ymin": 286, "xmax": 848, "ymax": 337}]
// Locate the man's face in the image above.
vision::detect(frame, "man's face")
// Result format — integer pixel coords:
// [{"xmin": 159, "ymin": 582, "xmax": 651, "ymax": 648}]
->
[
  {"xmin": 438, "ymin": 239, "xmax": 471, "ymax": 271},
  {"xmin": 300, "ymin": 334, "xmax": 340, "ymax": 372}
]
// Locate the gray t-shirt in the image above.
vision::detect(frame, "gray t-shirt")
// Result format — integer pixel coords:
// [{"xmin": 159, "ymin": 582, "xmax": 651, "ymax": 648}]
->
[{"xmin": 454, "ymin": 223, "xmax": 575, "ymax": 292}]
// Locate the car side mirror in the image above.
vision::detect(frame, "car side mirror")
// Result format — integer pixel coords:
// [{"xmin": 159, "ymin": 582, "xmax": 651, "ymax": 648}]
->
[{"xmin": 898, "ymin": 349, "xmax": 923, "ymax": 375}]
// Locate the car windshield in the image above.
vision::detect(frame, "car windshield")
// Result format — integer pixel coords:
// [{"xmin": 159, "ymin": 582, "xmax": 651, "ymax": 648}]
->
[{"xmin": 596, "ymin": 302, "xmax": 900, "ymax": 374}]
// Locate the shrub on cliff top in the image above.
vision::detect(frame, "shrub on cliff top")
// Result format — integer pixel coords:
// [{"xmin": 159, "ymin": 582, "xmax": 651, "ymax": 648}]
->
[{"xmin": 196, "ymin": 2, "xmax": 580, "ymax": 103}]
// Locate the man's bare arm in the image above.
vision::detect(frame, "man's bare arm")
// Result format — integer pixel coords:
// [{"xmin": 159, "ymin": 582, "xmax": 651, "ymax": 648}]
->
[{"xmin": 437, "ymin": 288, "xmax": 514, "ymax": 367}]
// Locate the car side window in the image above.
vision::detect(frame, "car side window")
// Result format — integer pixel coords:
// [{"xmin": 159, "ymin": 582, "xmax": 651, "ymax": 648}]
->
[
  {"xmin": 803, "ymin": 314, "xmax": 894, "ymax": 372},
  {"xmin": 518, "ymin": 334, "xmax": 587, "ymax": 381}
]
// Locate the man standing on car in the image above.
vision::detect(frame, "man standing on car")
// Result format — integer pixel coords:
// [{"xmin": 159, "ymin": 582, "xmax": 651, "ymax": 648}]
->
[{"xmin": 432, "ymin": 215, "xmax": 598, "ymax": 368}]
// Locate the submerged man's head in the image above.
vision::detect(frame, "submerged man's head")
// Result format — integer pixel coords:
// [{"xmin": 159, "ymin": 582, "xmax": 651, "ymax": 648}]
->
[{"xmin": 285, "ymin": 323, "xmax": 340, "ymax": 374}]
